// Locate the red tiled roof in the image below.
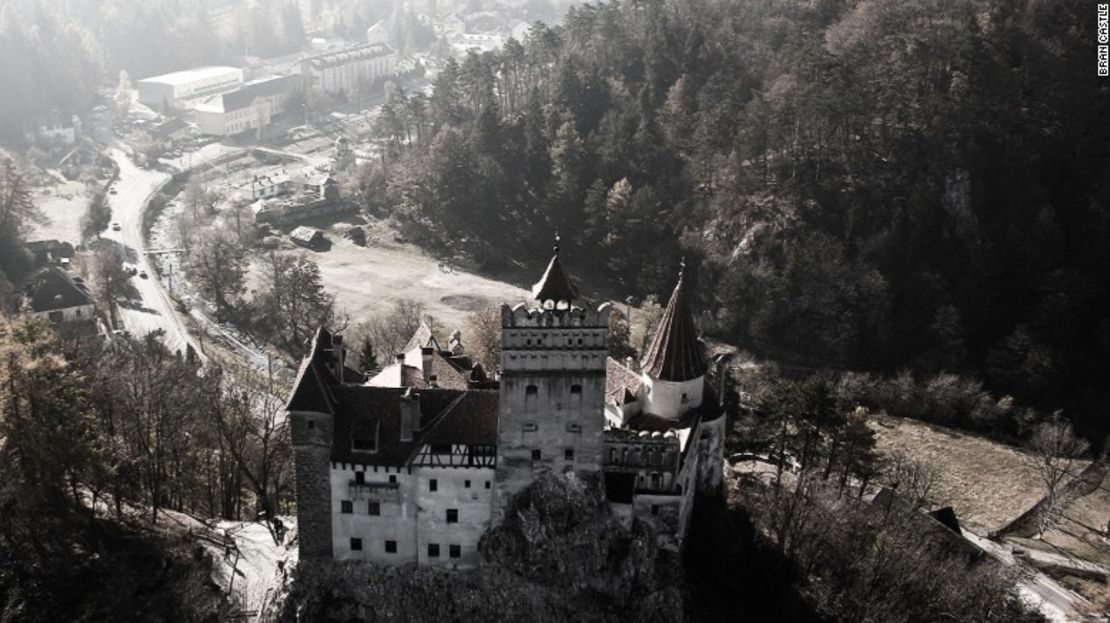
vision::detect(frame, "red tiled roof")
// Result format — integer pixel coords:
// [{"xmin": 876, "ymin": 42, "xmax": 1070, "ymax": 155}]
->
[
  {"xmin": 641, "ymin": 275, "xmax": 706, "ymax": 382},
  {"xmin": 531, "ymin": 253, "xmax": 577, "ymax": 303},
  {"xmin": 421, "ymin": 390, "xmax": 499, "ymax": 446},
  {"xmin": 329, "ymin": 387, "xmax": 465, "ymax": 465},
  {"xmin": 605, "ymin": 357, "xmax": 643, "ymax": 405}
]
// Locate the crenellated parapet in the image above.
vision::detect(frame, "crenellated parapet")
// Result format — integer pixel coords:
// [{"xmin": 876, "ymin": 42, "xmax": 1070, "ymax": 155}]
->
[{"xmin": 500, "ymin": 302, "xmax": 611, "ymax": 329}]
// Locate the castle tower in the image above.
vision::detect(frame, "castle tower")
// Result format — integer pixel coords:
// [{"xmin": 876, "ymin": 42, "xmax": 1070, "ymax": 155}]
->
[
  {"xmin": 494, "ymin": 236, "xmax": 610, "ymax": 520},
  {"xmin": 640, "ymin": 260, "xmax": 707, "ymax": 419},
  {"xmin": 287, "ymin": 328, "xmax": 341, "ymax": 558}
]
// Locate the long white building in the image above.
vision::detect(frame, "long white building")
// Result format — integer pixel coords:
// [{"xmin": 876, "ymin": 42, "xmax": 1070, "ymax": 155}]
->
[
  {"xmin": 299, "ymin": 43, "xmax": 398, "ymax": 96},
  {"xmin": 136, "ymin": 66, "xmax": 245, "ymax": 111}
]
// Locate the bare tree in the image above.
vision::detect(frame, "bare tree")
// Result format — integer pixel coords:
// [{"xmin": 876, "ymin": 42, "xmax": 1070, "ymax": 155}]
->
[
  {"xmin": 1027, "ymin": 412, "xmax": 1089, "ymax": 538},
  {"xmin": 882, "ymin": 451, "xmax": 938, "ymax": 511},
  {"xmin": 186, "ymin": 226, "xmax": 247, "ymax": 319},
  {"xmin": 466, "ymin": 304, "xmax": 501, "ymax": 374}
]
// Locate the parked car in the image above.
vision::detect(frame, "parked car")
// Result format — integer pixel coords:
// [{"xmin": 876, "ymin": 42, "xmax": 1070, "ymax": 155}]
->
[
  {"xmin": 139, "ymin": 271, "xmax": 148, "ymax": 279},
  {"xmin": 111, "ymin": 222, "xmax": 121, "ymax": 231}
]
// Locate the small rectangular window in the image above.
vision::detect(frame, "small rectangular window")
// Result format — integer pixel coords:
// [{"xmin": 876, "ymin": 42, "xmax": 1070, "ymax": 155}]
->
[
  {"xmin": 464, "ymin": 480, "xmax": 471, "ymax": 488},
  {"xmin": 429, "ymin": 479, "xmax": 438, "ymax": 492},
  {"xmin": 449, "ymin": 544, "xmax": 461, "ymax": 559},
  {"xmin": 385, "ymin": 540, "xmax": 397, "ymax": 553},
  {"xmin": 389, "ymin": 474, "xmax": 397, "ymax": 484},
  {"xmin": 350, "ymin": 537, "xmax": 362, "ymax": 551},
  {"xmin": 368, "ymin": 501, "xmax": 380, "ymax": 516},
  {"xmin": 307, "ymin": 420, "xmax": 316, "ymax": 430},
  {"xmin": 531, "ymin": 449, "xmax": 541, "ymax": 462},
  {"xmin": 446, "ymin": 509, "xmax": 458, "ymax": 523},
  {"xmin": 484, "ymin": 481, "xmax": 491, "ymax": 489},
  {"xmin": 522, "ymin": 422, "xmax": 538, "ymax": 433},
  {"xmin": 355, "ymin": 471, "xmax": 365, "ymax": 484},
  {"xmin": 565, "ymin": 448, "xmax": 574, "ymax": 461},
  {"xmin": 566, "ymin": 423, "xmax": 582, "ymax": 433},
  {"xmin": 341, "ymin": 500, "xmax": 353, "ymax": 514},
  {"xmin": 651, "ymin": 505, "xmax": 660, "ymax": 516},
  {"xmin": 428, "ymin": 543, "xmax": 440, "ymax": 558}
]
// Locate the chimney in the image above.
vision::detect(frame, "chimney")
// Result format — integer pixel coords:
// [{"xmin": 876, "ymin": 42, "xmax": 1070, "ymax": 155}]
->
[
  {"xmin": 394, "ymin": 353, "xmax": 405, "ymax": 364},
  {"xmin": 429, "ymin": 374, "xmax": 438, "ymax": 388},
  {"xmin": 332, "ymin": 334, "xmax": 345, "ymax": 381},
  {"xmin": 400, "ymin": 388, "xmax": 420, "ymax": 442},
  {"xmin": 420, "ymin": 347, "xmax": 434, "ymax": 383}
]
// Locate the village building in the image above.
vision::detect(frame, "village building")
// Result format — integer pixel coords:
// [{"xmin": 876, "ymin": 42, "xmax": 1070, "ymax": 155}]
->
[
  {"xmin": 287, "ymin": 240, "xmax": 727, "ymax": 566},
  {"xmin": 298, "ymin": 40, "xmax": 398, "ymax": 96},
  {"xmin": 12, "ymin": 265, "xmax": 96, "ymax": 329},
  {"xmin": 193, "ymin": 75, "xmax": 300, "ymax": 137},
  {"xmin": 148, "ymin": 117, "xmax": 192, "ymax": 150},
  {"xmin": 136, "ymin": 66, "xmax": 245, "ymax": 111}
]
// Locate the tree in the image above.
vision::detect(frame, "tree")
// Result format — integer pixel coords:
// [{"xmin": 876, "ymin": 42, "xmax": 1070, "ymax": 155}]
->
[
  {"xmin": 0, "ymin": 152, "xmax": 41, "ymax": 280},
  {"xmin": 85, "ymin": 248, "xmax": 134, "ymax": 327},
  {"xmin": 466, "ymin": 304, "xmax": 501, "ymax": 374},
  {"xmin": 357, "ymin": 335, "xmax": 379, "ymax": 375},
  {"xmin": 186, "ymin": 227, "xmax": 247, "ymax": 319},
  {"xmin": 607, "ymin": 306, "xmax": 636, "ymax": 361},
  {"xmin": 1026, "ymin": 413, "xmax": 1089, "ymax": 538},
  {"xmin": 0, "ymin": 316, "xmax": 98, "ymax": 510},
  {"xmin": 255, "ymin": 253, "xmax": 338, "ymax": 358},
  {"xmin": 82, "ymin": 192, "xmax": 112, "ymax": 240}
]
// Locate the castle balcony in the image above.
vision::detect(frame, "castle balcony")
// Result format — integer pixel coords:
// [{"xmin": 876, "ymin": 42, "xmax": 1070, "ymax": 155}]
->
[{"xmin": 348, "ymin": 481, "xmax": 401, "ymax": 504}]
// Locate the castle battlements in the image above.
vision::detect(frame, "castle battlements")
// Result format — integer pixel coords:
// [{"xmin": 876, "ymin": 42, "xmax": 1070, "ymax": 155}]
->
[{"xmin": 285, "ymin": 238, "xmax": 727, "ymax": 567}]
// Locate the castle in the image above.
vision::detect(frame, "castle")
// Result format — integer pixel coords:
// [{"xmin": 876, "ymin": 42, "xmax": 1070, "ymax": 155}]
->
[{"xmin": 286, "ymin": 243, "xmax": 727, "ymax": 567}]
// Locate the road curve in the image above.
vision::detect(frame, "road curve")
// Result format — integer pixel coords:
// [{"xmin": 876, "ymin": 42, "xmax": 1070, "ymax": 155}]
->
[{"xmin": 102, "ymin": 147, "xmax": 203, "ymax": 359}]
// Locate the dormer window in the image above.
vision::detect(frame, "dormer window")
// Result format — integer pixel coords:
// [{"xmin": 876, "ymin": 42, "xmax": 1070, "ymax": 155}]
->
[{"xmin": 352, "ymin": 420, "xmax": 379, "ymax": 453}]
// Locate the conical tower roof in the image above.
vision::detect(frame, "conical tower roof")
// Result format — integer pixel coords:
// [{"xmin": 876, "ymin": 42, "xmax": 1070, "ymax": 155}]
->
[
  {"xmin": 531, "ymin": 234, "xmax": 578, "ymax": 304},
  {"xmin": 642, "ymin": 262, "xmax": 705, "ymax": 382}
]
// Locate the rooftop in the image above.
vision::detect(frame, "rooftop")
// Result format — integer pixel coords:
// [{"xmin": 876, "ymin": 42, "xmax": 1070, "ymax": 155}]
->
[
  {"xmin": 137, "ymin": 65, "xmax": 242, "ymax": 87},
  {"xmin": 641, "ymin": 266, "xmax": 706, "ymax": 382}
]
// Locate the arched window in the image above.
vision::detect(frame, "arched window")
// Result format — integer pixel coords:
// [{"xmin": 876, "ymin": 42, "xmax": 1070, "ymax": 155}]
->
[{"xmin": 570, "ymin": 384, "xmax": 582, "ymax": 409}]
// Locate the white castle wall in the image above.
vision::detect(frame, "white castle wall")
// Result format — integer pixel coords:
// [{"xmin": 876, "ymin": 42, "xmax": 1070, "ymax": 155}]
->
[
  {"xmin": 330, "ymin": 462, "xmax": 494, "ymax": 568},
  {"xmin": 641, "ymin": 374, "xmax": 704, "ymax": 420}
]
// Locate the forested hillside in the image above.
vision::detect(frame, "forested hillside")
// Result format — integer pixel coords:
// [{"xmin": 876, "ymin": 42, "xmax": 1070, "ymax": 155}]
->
[{"xmin": 363, "ymin": 0, "xmax": 1110, "ymax": 439}]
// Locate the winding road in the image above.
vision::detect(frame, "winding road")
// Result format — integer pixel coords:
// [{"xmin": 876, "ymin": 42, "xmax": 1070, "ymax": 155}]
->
[{"xmin": 101, "ymin": 148, "xmax": 202, "ymax": 357}]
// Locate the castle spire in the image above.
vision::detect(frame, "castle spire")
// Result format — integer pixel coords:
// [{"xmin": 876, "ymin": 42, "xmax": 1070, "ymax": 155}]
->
[
  {"xmin": 641, "ymin": 261, "xmax": 705, "ymax": 382},
  {"xmin": 531, "ymin": 231, "xmax": 578, "ymax": 304}
]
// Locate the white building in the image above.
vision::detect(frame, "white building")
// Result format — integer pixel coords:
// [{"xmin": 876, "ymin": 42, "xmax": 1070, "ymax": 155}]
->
[
  {"xmin": 299, "ymin": 43, "xmax": 398, "ymax": 96},
  {"xmin": 194, "ymin": 75, "xmax": 299, "ymax": 136},
  {"xmin": 21, "ymin": 266, "xmax": 95, "ymax": 324},
  {"xmin": 136, "ymin": 66, "xmax": 245, "ymax": 111}
]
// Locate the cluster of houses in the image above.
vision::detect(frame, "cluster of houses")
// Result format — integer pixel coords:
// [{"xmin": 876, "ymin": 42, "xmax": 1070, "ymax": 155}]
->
[{"xmin": 131, "ymin": 23, "xmax": 401, "ymax": 145}]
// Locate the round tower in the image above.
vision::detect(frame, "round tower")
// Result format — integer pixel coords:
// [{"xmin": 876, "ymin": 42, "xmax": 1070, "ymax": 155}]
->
[{"xmin": 640, "ymin": 261, "xmax": 706, "ymax": 419}]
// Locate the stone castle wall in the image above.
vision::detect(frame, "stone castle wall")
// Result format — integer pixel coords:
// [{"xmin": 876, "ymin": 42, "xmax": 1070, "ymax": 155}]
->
[{"xmin": 290, "ymin": 410, "xmax": 335, "ymax": 558}]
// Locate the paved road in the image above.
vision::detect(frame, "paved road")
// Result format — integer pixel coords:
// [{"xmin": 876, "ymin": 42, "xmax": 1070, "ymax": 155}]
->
[
  {"xmin": 963, "ymin": 531, "xmax": 1089, "ymax": 622},
  {"xmin": 100, "ymin": 148, "xmax": 204, "ymax": 358}
]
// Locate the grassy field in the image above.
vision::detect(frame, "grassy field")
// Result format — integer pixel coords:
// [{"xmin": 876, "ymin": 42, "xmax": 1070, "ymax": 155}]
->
[
  {"xmin": 28, "ymin": 175, "xmax": 89, "ymax": 245},
  {"xmin": 869, "ymin": 414, "xmax": 1090, "ymax": 535}
]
